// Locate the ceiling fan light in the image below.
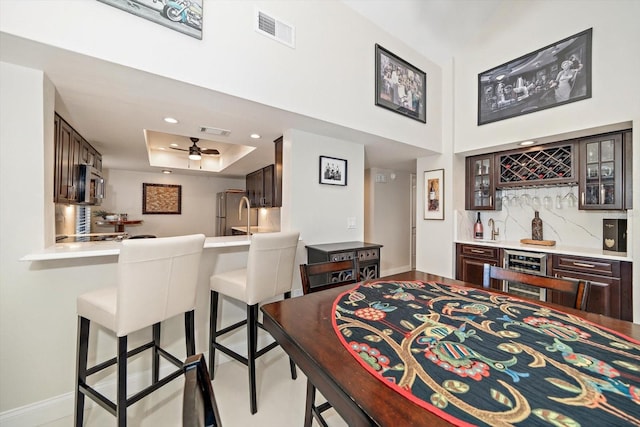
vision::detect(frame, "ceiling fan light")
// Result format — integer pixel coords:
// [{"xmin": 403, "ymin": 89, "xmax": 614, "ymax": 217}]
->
[{"xmin": 189, "ymin": 153, "xmax": 202, "ymax": 160}]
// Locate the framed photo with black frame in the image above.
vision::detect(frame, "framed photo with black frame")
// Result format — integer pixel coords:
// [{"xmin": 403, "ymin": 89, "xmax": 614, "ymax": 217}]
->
[
  {"xmin": 319, "ymin": 156, "xmax": 347, "ymax": 186},
  {"xmin": 424, "ymin": 169, "xmax": 444, "ymax": 220},
  {"xmin": 375, "ymin": 44, "xmax": 426, "ymax": 123},
  {"xmin": 478, "ymin": 28, "xmax": 592, "ymax": 126}
]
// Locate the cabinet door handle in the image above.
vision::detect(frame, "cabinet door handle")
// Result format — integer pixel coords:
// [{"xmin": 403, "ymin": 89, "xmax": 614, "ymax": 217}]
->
[
  {"xmin": 573, "ymin": 262, "xmax": 595, "ymax": 268},
  {"xmin": 600, "ymin": 185, "xmax": 605, "ymax": 204},
  {"xmin": 489, "ymin": 196, "xmax": 493, "ymax": 206},
  {"xmin": 581, "ymin": 192, "xmax": 585, "ymax": 205},
  {"xmin": 470, "ymin": 249, "xmax": 485, "ymax": 254}
]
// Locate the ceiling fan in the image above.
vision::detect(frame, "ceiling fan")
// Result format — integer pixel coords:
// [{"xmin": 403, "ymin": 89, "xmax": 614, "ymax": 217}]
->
[{"xmin": 170, "ymin": 137, "xmax": 220, "ymax": 160}]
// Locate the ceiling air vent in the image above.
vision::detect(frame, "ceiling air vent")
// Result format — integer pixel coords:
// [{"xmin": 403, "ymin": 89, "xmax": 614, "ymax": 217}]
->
[
  {"xmin": 199, "ymin": 126, "xmax": 231, "ymax": 137},
  {"xmin": 256, "ymin": 9, "xmax": 295, "ymax": 48}
]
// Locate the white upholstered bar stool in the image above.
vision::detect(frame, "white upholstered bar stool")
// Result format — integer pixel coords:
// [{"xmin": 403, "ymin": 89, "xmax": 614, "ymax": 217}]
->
[
  {"xmin": 74, "ymin": 234, "xmax": 205, "ymax": 427},
  {"xmin": 209, "ymin": 231, "xmax": 300, "ymax": 414}
]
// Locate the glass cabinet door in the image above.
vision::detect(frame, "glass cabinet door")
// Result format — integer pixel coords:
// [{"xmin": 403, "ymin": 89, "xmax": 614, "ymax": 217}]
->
[
  {"xmin": 466, "ymin": 154, "xmax": 498, "ymax": 210},
  {"xmin": 580, "ymin": 133, "xmax": 622, "ymax": 209}
]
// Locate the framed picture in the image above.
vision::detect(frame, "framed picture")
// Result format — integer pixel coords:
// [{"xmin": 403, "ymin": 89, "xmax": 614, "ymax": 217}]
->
[
  {"xmin": 478, "ymin": 28, "xmax": 592, "ymax": 125},
  {"xmin": 375, "ymin": 44, "xmax": 426, "ymax": 123},
  {"xmin": 319, "ymin": 156, "xmax": 347, "ymax": 186},
  {"xmin": 424, "ymin": 169, "xmax": 444, "ymax": 220},
  {"xmin": 97, "ymin": 0, "xmax": 203, "ymax": 40},
  {"xmin": 143, "ymin": 183, "xmax": 182, "ymax": 214}
]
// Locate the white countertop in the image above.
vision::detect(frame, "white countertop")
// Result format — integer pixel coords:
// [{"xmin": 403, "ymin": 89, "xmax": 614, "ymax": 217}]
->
[
  {"xmin": 231, "ymin": 226, "xmax": 276, "ymax": 234},
  {"xmin": 20, "ymin": 235, "xmax": 253, "ymax": 261},
  {"xmin": 455, "ymin": 239, "xmax": 632, "ymax": 262}
]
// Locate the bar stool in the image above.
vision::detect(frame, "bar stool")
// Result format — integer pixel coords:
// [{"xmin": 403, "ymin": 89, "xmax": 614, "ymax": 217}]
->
[
  {"xmin": 74, "ymin": 234, "xmax": 205, "ymax": 427},
  {"xmin": 209, "ymin": 231, "xmax": 300, "ymax": 414}
]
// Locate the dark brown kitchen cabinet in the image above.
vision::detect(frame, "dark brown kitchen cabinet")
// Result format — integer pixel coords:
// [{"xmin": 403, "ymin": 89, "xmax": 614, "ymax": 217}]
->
[
  {"xmin": 465, "ymin": 154, "xmax": 499, "ymax": 210},
  {"xmin": 578, "ymin": 132, "xmax": 625, "ymax": 210},
  {"xmin": 552, "ymin": 254, "xmax": 632, "ymax": 321},
  {"xmin": 54, "ymin": 113, "xmax": 102, "ymax": 204},
  {"xmin": 273, "ymin": 136, "xmax": 283, "ymax": 207},
  {"xmin": 246, "ymin": 164, "xmax": 274, "ymax": 207},
  {"xmin": 455, "ymin": 243, "xmax": 502, "ymax": 288},
  {"xmin": 54, "ymin": 115, "xmax": 77, "ymax": 203},
  {"xmin": 623, "ymin": 130, "xmax": 633, "ymax": 209}
]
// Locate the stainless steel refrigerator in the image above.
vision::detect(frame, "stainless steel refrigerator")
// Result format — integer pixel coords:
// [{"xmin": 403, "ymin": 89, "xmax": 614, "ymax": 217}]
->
[{"xmin": 216, "ymin": 190, "xmax": 257, "ymax": 236}]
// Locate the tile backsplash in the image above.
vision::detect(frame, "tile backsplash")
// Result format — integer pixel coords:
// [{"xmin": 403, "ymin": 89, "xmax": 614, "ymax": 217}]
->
[{"xmin": 456, "ymin": 186, "xmax": 628, "ymax": 250}]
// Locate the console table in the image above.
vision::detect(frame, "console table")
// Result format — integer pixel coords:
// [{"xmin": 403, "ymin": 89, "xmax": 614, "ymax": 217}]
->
[{"xmin": 306, "ymin": 241, "xmax": 382, "ymax": 282}]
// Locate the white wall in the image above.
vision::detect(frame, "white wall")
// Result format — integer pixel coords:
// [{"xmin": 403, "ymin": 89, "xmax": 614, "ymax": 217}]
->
[
  {"xmin": 283, "ymin": 128, "xmax": 365, "ymax": 247},
  {"xmin": 0, "ymin": 0, "xmax": 442, "ymax": 153},
  {"xmin": 365, "ymin": 168, "xmax": 412, "ymax": 275},
  {"xmin": 102, "ymin": 169, "xmax": 245, "ymax": 237}
]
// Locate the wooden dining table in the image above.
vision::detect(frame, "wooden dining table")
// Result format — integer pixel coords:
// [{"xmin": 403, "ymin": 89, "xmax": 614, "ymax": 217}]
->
[{"xmin": 261, "ymin": 270, "xmax": 640, "ymax": 427}]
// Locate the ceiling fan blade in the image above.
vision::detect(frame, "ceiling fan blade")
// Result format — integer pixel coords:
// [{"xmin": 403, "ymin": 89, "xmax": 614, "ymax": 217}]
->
[
  {"xmin": 200, "ymin": 148, "xmax": 220, "ymax": 155},
  {"xmin": 169, "ymin": 147, "xmax": 189, "ymax": 152}
]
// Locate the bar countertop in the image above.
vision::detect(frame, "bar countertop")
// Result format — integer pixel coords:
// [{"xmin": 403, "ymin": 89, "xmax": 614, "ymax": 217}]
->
[{"xmin": 20, "ymin": 235, "xmax": 253, "ymax": 261}]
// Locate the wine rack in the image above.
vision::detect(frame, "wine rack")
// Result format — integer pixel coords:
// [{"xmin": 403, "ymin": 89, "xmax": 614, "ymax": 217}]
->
[{"xmin": 497, "ymin": 143, "xmax": 577, "ymax": 187}]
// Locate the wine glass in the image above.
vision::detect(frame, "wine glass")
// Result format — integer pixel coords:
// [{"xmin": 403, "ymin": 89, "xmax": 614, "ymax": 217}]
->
[{"xmin": 564, "ymin": 189, "xmax": 578, "ymax": 207}]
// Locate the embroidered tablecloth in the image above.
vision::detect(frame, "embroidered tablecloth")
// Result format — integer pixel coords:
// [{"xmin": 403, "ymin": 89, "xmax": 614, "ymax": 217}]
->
[{"xmin": 332, "ymin": 280, "xmax": 640, "ymax": 426}]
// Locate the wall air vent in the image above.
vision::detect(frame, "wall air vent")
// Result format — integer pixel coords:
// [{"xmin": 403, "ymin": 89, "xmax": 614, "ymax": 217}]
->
[
  {"xmin": 199, "ymin": 126, "xmax": 231, "ymax": 137},
  {"xmin": 256, "ymin": 9, "xmax": 295, "ymax": 48}
]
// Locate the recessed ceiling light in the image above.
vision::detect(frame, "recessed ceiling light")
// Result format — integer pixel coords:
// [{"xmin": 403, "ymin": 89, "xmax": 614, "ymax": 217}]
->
[
  {"xmin": 164, "ymin": 117, "xmax": 179, "ymax": 124},
  {"xmin": 170, "ymin": 143, "xmax": 179, "ymax": 147},
  {"xmin": 162, "ymin": 170, "xmax": 172, "ymax": 174},
  {"xmin": 520, "ymin": 140, "xmax": 535, "ymax": 146},
  {"xmin": 159, "ymin": 147, "xmax": 166, "ymax": 150},
  {"xmin": 250, "ymin": 133, "xmax": 261, "ymax": 139}
]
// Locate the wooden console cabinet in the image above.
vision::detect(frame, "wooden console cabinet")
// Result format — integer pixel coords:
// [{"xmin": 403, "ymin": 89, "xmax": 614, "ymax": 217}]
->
[{"xmin": 306, "ymin": 241, "xmax": 383, "ymax": 283}]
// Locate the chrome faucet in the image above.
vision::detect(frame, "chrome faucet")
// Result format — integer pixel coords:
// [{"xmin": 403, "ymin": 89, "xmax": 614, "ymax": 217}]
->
[
  {"xmin": 239, "ymin": 196, "xmax": 251, "ymax": 236},
  {"xmin": 488, "ymin": 218, "xmax": 499, "ymax": 241}
]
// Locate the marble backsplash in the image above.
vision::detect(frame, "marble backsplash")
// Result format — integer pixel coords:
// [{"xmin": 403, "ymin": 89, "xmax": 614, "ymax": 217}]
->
[{"xmin": 456, "ymin": 186, "xmax": 629, "ymax": 251}]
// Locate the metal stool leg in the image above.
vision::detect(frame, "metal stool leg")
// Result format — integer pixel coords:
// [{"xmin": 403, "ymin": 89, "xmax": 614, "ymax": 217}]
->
[
  {"xmin": 74, "ymin": 317, "xmax": 90, "ymax": 427},
  {"xmin": 209, "ymin": 291, "xmax": 219, "ymax": 378},
  {"xmin": 152, "ymin": 323, "xmax": 160, "ymax": 383},
  {"xmin": 248, "ymin": 303, "xmax": 259, "ymax": 414},
  {"xmin": 185, "ymin": 310, "xmax": 195, "ymax": 356},
  {"xmin": 116, "ymin": 336, "xmax": 127, "ymax": 427}
]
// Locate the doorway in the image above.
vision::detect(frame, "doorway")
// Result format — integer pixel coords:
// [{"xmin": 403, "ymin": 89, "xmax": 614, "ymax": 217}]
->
[{"xmin": 410, "ymin": 173, "xmax": 416, "ymax": 270}]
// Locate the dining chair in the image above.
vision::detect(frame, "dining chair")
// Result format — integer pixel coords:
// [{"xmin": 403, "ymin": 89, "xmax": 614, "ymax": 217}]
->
[
  {"xmin": 75, "ymin": 234, "xmax": 205, "ymax": 427},
  {"xmin": 482, "ymin": 264, "xmax": 589, "ymax": 310},
  {"xmin": 299, "ymin": 259, "xmax": 358, "ymax": 427},
  {"xmin": 209, "ymin": 231, "xmax": 300, "ymax": 414},
  {"xmin": 183, "ymin": 353, "xmax": 222, "ymax": 427}
]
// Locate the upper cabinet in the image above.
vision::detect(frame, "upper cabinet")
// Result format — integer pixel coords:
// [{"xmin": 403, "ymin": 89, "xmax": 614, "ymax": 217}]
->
[
  {"xmin": 246, "ymin": 136, "xmax": 283, "ymax": 208},
  {"xmin": 465, "ymin": 129, "xmax": 632, "ymax": 211},
  {"xmin": 578, "ymin": 132, "xmax": 624, "ymax": 210},
  {"xmin": 465, "ymin": 154, "xmax": 499, "ymax": 210},
  {"xmin": 54, "ymin": 113, "xmax": 102, "ymax": 204}
]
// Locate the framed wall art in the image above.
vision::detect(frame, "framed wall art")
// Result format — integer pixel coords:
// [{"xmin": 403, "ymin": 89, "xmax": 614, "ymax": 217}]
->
[
  {"xmin": 319, "ymin": 156, "xmax": 347, "ymax": 186},
  {"xmin": 143, "ymin": 183, "xmax": 182, "ymax": 214},
  {"xmin": 478, "ymin": 28, "xmax": 592, "ymax": 125},
  {"xmin": 97, "ymin": 0, "xmax": 203, "ymax": 40},
  {"xmin": 424, "ymin": 169, "xmax": 444, "ymax": 220},
  {"xmin": 375, "ymin": 44, "xmax": 426, "ymax": 123}
]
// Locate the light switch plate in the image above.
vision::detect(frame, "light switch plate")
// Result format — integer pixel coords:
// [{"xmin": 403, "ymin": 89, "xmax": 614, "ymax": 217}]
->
[{"xmin": 347, "ymin": 217, "xmax": 356, "ymax": 229}]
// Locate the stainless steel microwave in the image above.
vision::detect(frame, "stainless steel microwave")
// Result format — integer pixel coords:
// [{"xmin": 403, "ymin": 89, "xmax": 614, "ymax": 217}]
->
[{"xmin": 76, "ymin": 164, "xmax": 104, "ymax": 205}]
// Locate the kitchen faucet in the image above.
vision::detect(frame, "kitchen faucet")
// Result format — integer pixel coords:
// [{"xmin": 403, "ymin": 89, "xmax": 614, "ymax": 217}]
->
[
  {"xmin": 488, "ymin": 218, "xmax": 499, "ymax": 241},
  {"xmin": 239, "ymin": 196, "xmax": 251, "ymax": 237}
]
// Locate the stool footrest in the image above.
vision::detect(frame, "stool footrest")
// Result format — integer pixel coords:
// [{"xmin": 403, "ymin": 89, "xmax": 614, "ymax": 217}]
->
[
  {"xmin": 214, "ymin": 319, "xmax": 247, "ymax": 337},
  {"xmin": 86, "ymin": 341, "xmax": 154, "ymax": 376}
]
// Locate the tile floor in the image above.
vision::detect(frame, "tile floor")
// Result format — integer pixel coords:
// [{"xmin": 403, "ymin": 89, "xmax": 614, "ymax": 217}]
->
[{"xmin": 41, "ymin": 348, "xmax": 348, "ymax": 426}]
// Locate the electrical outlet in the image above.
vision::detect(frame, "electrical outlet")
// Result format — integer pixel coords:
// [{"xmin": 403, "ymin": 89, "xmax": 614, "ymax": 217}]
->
[{"xmin": 347, "ymin": 217, "xmax": 356, "ymax": 229}]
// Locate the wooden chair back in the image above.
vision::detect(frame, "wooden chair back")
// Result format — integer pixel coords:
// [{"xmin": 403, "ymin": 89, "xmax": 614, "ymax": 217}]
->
[
  {"xmin": 482, "ymin": 264, "xmax": 589, "ymax": 310},
  {"xmin": 183, "ymin": 353, "xmax": 222, "ymax": 427},
  {"xmin": 300, "ymin": 259, "xmax": 358, "ymax": 295}
]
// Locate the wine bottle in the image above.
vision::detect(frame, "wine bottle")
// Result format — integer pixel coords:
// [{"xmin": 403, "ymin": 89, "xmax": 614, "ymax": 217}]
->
[
  {"xmin": 474, "ymin": 212, "xmax": 484, "ymax": 239},
  {"xmin": 532, "ymin": 211, "xmax": 543, "ymax": 240}
]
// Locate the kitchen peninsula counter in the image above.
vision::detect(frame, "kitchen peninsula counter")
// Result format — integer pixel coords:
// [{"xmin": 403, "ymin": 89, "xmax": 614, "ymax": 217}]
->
[
  {"xmin": 20, "ymin": 235, "xmax": 253, "ymax": 261},
  {"xmin": 455, "ymin": 239, "xmax": 632, "ymax": 262}
]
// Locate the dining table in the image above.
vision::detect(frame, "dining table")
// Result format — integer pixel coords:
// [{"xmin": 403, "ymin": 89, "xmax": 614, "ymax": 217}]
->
[{"xmin": 261, "ymin": 270, "xmax": 640, "ymax": 427}]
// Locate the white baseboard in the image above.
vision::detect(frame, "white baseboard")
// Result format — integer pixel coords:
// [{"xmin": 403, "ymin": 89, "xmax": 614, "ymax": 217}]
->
[{"xmin": 380, "ymin": 265, "xmax": 412, "ymax": 276}]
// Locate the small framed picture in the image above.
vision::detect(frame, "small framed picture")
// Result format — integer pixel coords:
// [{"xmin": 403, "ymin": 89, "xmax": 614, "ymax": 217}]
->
[
  {"xmin": 143, "ymin": 183, "xmax": 182, "ymax": 214},
  {"xmin": 319, "ymin": 156, "xmax": 347, "ymax": 186},
  {"xmin": 424, "ymin": 169, "xmax": 444, "ymax": 220},
  {"xmin": 375, "ymin": 44, "xmax": 426, "ymax": 123}
]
